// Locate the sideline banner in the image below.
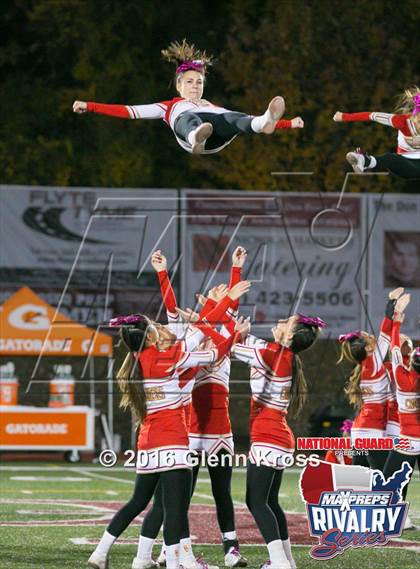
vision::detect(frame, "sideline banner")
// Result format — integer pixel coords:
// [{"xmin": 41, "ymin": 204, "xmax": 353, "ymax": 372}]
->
[
  {"xmin": 367, "ymin": 194, "xmax": 420, "ymax": 338},
  {"xmin": 181, "ymin": 190, "xmax": 364, "ymax": 337},
  {"xmin": 0, "ymin": 405, "xmax": 94, "ymax": 450},
  {"xmin": 0, "ymin": 186, "xmax": 178, "ymax": 325}
]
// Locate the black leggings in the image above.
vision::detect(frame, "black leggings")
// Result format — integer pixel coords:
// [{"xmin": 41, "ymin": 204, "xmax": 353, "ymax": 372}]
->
[
  {"xmin": 352, "ymin": 450, "xmax": 388, "ymax": 471},
  {"xmin": 383, "ymin": 451, "xmax": 419, "ymax": 500},
  {"xmin": 371, "ymin": 153, "xmax": 420, "ymax": 179},
  {"xmin": 141, "ymin": 450, "xmax": 236, "ymax": 551},
  {"xmin": 246, "ymin": 462, "xmax": 288, "ymax": 544},
  {"xmin": 107, "ymin": 469, "xmax": 191, "ymax": 546},
  {"xmin": 175, "ymin": 111, "xmax": 253, "ymax": 150}
]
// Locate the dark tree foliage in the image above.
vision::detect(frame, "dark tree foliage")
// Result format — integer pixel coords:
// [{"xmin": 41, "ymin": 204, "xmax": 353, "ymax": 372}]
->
[{"xmin": 1, "ymin": 0, "xmax": 418, "ymax": 192}]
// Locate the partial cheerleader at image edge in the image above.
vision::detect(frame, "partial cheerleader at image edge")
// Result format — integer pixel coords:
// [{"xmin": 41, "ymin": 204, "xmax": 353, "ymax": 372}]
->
[
  {"xmin": 334, "ymin": 86, "xmax": 420, "ymax": 179},
  {"xmin": 73, "ymin": 39, "xmax": 304, "ymax": 155}
]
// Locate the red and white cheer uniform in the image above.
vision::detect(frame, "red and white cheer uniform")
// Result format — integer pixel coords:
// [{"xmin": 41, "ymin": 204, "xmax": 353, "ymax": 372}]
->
[
  {"xmin": 341, "ymin": 112, "xmax": 420, "ymax": 159},
  {"xmin": 351, "ymin": 317, "xmax": 392, "ymax": 443},
  {"xmin": 391, "ymin": 322, "xmax": 420, "ymax": 455},
  {"xmin": 136, "ymin": 317, "xmax": 236, "ymax": 473},
  {"xmin": 86, "ymin": 99, "xmax": 293, "ymax": 154},
  {"xmin": 189, "ymin": 266, "xmax": 242, "ymax": 456},
  {"xmin": 384, "ymin": 361, "xmax": 401, "ymax": 437},
  {"xmin": 232, "ymin": 337, "xmax": 295, "ymax": 470}
]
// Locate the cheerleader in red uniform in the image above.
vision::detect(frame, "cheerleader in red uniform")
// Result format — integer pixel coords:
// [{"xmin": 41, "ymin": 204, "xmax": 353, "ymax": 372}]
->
[
  {"xmin": 324, "ymin": 419, "xmax": 353, "ymax": 465},
  {"xmin": 232, "ymin": 314, "xmax": 326, "ymax": 569},
  {"xmin": 383, "ymin": 293, "xmax": 420, "ymax": 521},
  {"xmin": 385, "ymin": 334, "xmax": 413, "ymax": 438},
  {"xmin": 333, "ymin": 86, "xmax": 420, "ymax": 179},
  {"xmin": 338, "ymin": 288, "xmax": 403, "ymax": 471},
  {"xmin": 88, "ymin": 285, "xmax": 248, "ymax": 569},
  {"xmin": 188, "ymin": 247, "xmax": 248, "ymax": 567},
  {"xmin": 73, "ymin": 39, "xmax": 304, "ymax": 155},
  {"xmin": 136, "ymin": 249, "xmax": 248, "ymax": 569}
]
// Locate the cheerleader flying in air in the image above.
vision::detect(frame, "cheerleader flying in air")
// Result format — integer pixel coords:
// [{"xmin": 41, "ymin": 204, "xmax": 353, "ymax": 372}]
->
[
  {"xmin": 73, "ymin": 39, "xmax": 303, "ymax": 155},
  {"xmin": 334, "ymin": 86, "xmax": 420, "ymax": 179}
]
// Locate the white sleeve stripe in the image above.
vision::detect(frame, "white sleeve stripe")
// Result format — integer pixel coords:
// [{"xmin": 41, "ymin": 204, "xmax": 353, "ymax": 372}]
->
[
  {"xmin": 127, "ymin": 106, "xmax": 136, "ymax": 119},
  {"xmin": 371, "ymin": 112, "xmax": 394, "ymax": 126}
]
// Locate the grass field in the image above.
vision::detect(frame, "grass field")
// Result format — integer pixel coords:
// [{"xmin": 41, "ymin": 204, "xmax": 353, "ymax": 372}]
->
[{"xmin": 0, "ymin": 462, "xmax": 419, "ymax": 568}]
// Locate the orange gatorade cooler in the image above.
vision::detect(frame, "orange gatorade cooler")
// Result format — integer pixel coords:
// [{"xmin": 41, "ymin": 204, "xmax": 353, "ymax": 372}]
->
[
  {"xmin": 49, "ymin": 364, "xmax": 75, "ymax": 407},
  {"xmin": 0, "ymin": 362, "xmax": 18, "ymax": 405}
]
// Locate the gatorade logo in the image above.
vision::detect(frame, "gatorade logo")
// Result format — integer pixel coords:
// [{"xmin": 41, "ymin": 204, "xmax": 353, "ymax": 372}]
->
[{"xmin": 8, "ymin": 304, "xmax": 50, "ymax": 330}]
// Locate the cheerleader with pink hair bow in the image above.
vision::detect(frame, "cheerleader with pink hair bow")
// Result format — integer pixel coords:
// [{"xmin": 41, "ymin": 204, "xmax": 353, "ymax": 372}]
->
[
  {"xmin": 73, "ymin": 39, "xmax": 304, "ymax": 155},
  {"xmin": 334, "ymin": 86, "xmax": 420, "ymax": 179}
]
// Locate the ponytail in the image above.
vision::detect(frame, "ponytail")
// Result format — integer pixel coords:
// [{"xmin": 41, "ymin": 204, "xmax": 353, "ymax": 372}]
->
[
  {"xmin": 288, "ymin": 322, "xmax": 319, "ymax": 418},
  {"xmin": 289, "ymin": 354, "xmax": 307, "ymax": 418},
  {"xmin": 116, "ymin": 320, "xmax": 149, "ymax": 427},
  {"xmin": 338, "ymin": 340, "xmax": 365, "ymax": 411},
  {"xmin": 395, "ymin": 85, "xmax": 420, "ymax": 114},
  {"xmin": 344, "ymin": 364, "xmax": 363, "ymax": 411},
  {"xmin": 116, "ymin": 351, "xmax": 147, "ymax": 427}
]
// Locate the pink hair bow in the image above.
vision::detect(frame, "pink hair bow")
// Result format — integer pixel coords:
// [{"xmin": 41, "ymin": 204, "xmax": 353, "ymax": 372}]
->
[
  {"xmin": 109, "ymin": 314, "xmax": 145, "ymax": 327},
  {"xmin": 412, "ymin": 94, "xmax": 420, "ymax": 116},
  {"xmin": 176, "ymin": 60, "xmax": 205, "ymax": 74},
  {"xmin": 338, "ymin": 331, "xmax": 362, "ymax": 343},
  {"xmin": 297, "ymin": 314, "xmax": 326, "ymax": 328},
  {"xmin": 340, "ymin": 419, "xmax": 353, "ymax": 433},
  {"xmin": 413, "ymin": 346, "xmax": 420, "ymax": 358}
]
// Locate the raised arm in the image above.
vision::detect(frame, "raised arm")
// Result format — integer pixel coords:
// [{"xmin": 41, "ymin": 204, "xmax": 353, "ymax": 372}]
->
[
  {"xmin": 333, "ymin": 111, "xmax": 410, "ymax": 130},
  {"xmin": 368, "ymin": 288, "xmax": 404, "ymax": 374},
  {"xmin": 174, "ymin": 328, "xmax": 240, "ymax": 371},
  {"xmin": 391, "ymin": 293, "xmax": 411, "ymax": 383},
  {"xmin": 275, "ymin": 117, "xmax": 304, "ymax": 129},
  {"xmin": 73, "ymin": 100, "xmax": 166, "ymax": 120},
  {"xmin": 232, "ymin": 340, "xmax": 288, "ymax": 372}
]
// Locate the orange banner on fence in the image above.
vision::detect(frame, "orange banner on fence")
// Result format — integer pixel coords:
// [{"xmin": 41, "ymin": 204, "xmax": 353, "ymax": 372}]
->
[
  {"xmin": 0, "ymin": 286, "xmax": 112, "ymax": 356},
  {"xmin": 0, "ymin": 406, "xmax": 94, "ymax": 450}
]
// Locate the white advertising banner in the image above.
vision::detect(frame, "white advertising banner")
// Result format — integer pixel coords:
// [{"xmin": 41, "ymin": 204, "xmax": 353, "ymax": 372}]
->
[
  {"xmin": 367, "ymin": 194, "xmax": 420, "ymax": 339},
  {"xmin": 0, "ymin": 186, "xmax": 178, "ymax": 324},
  {"xmin": 181, "ymin": 191, "xmax": 364, "ymax": 337}
]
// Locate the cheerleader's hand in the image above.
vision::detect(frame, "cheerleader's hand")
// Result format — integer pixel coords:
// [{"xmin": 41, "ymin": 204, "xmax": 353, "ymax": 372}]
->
[
  {"xmin": 333, "ymin": 112, "xmax": 343, "ymax": 122},
  {"xmin": 196, "ymin": 293, "xmax": 207, "ymax": 306},
  {"xmin": 176, "ymin": 307, "xmax": 200, "ymax": 323},
  {"xmin": 208, "ymin": 284, "xmax": 229, "ymax": 302},
  {"xmin": 228, "ymin": 280, "xmax": 251, "ymax": 300},
  {"xmin": 291, "ymin": 117, "xmax": 304, "ymax": 128},
  {"xmin": 232, "ymin": 246, "xmax": 247, "ymax": 267},
  {"xmin": 73, "ymin": 100, "xmax": 88, "ymax": 113},
  {"xmin": 151, "ymin": 250, "xmax": 167, "ymax": 272},
  {"xmin": 394, "ymin": 311, "xmax": 405, "ymax": 323},
  {"xmin": 395, "ymin": 293, "xmax": 411, "ymax": 315},
  {"xmin": 234, "ymin": 316, "xmax": 251, "ymax": 338},
  {"xmin": 389, "ymin": 287, "xmax": 404, "ymax": 300}
]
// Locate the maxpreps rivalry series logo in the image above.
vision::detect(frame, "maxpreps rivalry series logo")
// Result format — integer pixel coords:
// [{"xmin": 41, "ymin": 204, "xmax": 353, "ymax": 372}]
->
[{"xmin": 299, "ymin": 461, "xmax": 412, "ymax": 560}]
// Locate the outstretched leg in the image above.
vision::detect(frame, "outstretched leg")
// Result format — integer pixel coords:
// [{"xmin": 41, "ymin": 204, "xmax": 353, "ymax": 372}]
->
[
  {"xmin": 346, "ymin": 150, "xmax": 420, "ymax": 179},
  {"xmin": 173, "ymin": 97, "xmax": 285, "ymax": 154},
  {"xmin": 88, "ymin": 472, "xmax": 159, "ymax": 569}
]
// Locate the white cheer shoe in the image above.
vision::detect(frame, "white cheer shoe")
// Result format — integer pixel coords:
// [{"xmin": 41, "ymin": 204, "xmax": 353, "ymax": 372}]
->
[
  {"xmin": 224, "ymin": 547, "xmax": 248, "ymax": 567},
  {"xmin": 189, "ymin": 123, "xmax": 213, "ymax": 154},
  {"xmin": 87, "ymin": 551, "xmax": 109, "ymax": 569},
  {"xmin": 132, "ymin": 557, "xmax": 160, "ymax": 569}
]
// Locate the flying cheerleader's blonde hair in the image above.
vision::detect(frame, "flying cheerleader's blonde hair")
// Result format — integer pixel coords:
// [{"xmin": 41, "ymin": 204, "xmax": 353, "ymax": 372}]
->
[
  {"xmin": 161, "ymin": 39, "xmax": 214, "ymax": 72},
  {"xmin": 395, "ymin": 85, "xmax": 420, "ymax": 114}
]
